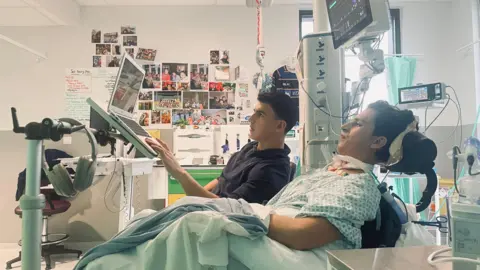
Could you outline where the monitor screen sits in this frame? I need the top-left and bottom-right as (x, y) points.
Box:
(110, 56), (145, 115)
(326, 0), (373, 49)
(400, 87), (429, 103)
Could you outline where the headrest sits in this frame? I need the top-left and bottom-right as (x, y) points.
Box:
(386, 131), (437, 174)
(386, 131), (438, 212)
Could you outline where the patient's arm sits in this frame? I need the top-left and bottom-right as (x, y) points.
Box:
(176, 171), (219, 198)
(204, 179), (219, 192)
(267, 214), (340, 251)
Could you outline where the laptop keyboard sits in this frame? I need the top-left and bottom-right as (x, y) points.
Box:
(116, 115), (151, 137)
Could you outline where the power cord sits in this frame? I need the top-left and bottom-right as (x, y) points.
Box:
(446, 86), (463, 147)
(436, 97), (460, 145)
(428, 247), (480, 266)
(103, 157), (126, 213)
(424, 94), (451, 133)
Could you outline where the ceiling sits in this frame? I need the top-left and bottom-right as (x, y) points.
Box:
(0, 0), (450, 27)
(74, 0), (303, 6)
(0, 0), (306, 26)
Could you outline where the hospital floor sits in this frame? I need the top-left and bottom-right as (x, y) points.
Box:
(1, 243), (80, 269)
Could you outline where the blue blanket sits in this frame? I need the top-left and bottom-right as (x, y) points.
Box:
(74, 197), (268, 270)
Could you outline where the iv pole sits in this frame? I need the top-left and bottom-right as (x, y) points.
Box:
(11, 108), (84, 270)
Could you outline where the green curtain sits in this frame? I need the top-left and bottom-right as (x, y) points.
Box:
(385, 57), (426, 219)
(384, 57), (417, 105)
(390, 177), (427, 220)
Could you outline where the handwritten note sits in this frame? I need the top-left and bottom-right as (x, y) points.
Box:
(65, 93), (90, 123)
(64, 68), (118, 124)
(65, 69), (92, 93)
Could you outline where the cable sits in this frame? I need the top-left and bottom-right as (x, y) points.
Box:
(446, 86), (463, 147)
(436, 98), (461, 145)
(424, 100), (433, 133)
(300, 80), (343, 118)
(424, 94), (451, 133)
(103, 157), (126, 213)
(380, 170), (390, 183)
(428, 247), (480, 266)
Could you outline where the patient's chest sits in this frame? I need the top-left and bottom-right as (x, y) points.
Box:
(269, 170), (342, 209)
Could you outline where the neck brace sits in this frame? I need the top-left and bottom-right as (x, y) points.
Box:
(331, 155), (374, 173)
(385, 120), (418, 166)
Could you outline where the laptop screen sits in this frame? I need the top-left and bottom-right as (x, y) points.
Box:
(110, 55), (145, 117)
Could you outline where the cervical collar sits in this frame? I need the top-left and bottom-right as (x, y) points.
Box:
(331, 155), (374, 173)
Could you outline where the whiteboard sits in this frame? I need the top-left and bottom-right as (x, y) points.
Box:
(65, 68), (118, 124)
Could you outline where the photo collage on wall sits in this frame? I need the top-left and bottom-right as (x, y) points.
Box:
(90, 27), (247, 128)
(134, 49), (248, 128)
(92, 25), (139, 68)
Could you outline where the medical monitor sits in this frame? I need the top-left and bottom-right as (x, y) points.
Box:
(108, 53), (145, 118)
(326, 0), (391, 49)
(398, 83), (446, 105)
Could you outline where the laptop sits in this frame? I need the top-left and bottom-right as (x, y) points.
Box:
(86, 53), (157, 159)
(108, 53), (151, 138)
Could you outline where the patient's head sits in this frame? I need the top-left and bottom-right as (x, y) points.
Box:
(338, 100), (416, 165)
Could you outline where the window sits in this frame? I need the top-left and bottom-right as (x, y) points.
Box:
(299, 9), (401, 108)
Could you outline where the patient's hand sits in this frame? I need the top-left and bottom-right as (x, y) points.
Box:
(146, 138), (185, 179)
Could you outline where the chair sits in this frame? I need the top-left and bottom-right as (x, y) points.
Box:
(360, 196), (403, 248)
(6, 188), (82, 270)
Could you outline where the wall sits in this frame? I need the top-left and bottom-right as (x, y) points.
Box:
(0, 5), (299, 243)
(389, 1), (477, 178)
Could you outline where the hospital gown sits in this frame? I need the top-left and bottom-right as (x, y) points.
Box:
(267, 168), (381, 250)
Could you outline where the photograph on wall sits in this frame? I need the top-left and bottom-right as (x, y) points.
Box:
(138, 101), (153, 111)
(112, 45), (121, 55)
(209, 92), (235, 109)
(220, 50), (230, 64)
(235, 66), (240, 80)
(162, 81), (177, 91)
(214, 65), (230, 81)
(91, 30), (101, 43)
(177, 82), (189, 91)
(121, 26), (136, 34)
(104, 32), (119, 43)
(210, 50), (220, 64)
(222, 82), (236, 92)
(172, 109), (202, 126)
(139, 90), (153, 101)
(238, 83), (248, 97)
(201, 81), (209, 90)
(96, 44), (111, 55)
(153, 110), (172, 125)
(151, 110), (172, 125)
(201, 110), (227, 125)
(154, 91), (181, 109)
(137, 111), (150, 127)
(190, 64), (209, 90)
(136, 48), (157, 61)
(209, 82), (224, 92)
(227, 110), (239, 125)
(162, 63), (189, 82)
(236, 98), (248, 111)
(106, 56), (120, 67)
(93, 56), (102, 67)
(125, 48), (135, 58)
(183, 92), (208, 109)
(123, 36), (138, 46)
(142, 64), (161, 89)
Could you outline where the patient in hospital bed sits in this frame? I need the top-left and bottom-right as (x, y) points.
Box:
(75, 101), (420, 270)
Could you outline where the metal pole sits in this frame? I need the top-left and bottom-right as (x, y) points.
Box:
(21, 140), (45, 270)
(313, 0), (330, 33)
